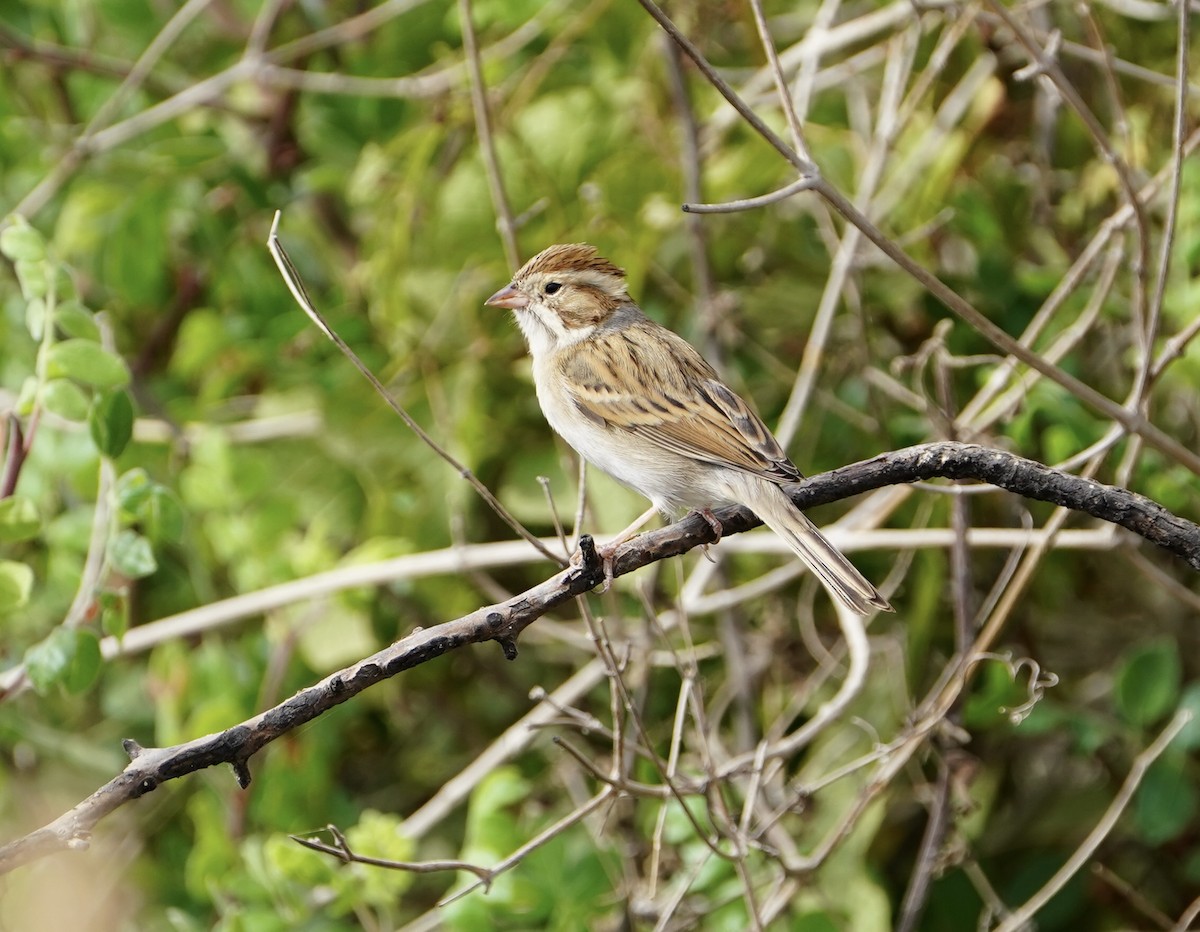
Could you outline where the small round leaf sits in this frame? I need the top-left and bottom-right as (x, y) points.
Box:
(0, 497), (41, 542)
(54, 300), (100, 341)
(42, 378), (92, 421)
(0, 220), (46, 262)
(14, 259), (48, 299)
(25, 297), (46, 340)
(116, 468), (153, 515)
(1115, 639), (1181, 727)
(0, 560), (34, 613)
(109, 529), (157, 579)
(1134, 752), (1197, 845)
(89, 389), (135, 458)
(25, 628), (74, 693)
(140, 486), (184, 543)
(15, 376), (38, 415)
(100, 591), (129, 641)
(47, 339), (131, 389)
(64, 630), (102, 694)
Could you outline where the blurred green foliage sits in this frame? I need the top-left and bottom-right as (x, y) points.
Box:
(1, 0), (1199, 929)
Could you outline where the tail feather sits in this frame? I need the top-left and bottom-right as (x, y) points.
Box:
(753, 484), (892, 616)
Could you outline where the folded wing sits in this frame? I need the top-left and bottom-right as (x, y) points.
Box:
(560, 322), (802, 485)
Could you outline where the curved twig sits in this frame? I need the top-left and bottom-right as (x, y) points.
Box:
(267, 212), (563, 564)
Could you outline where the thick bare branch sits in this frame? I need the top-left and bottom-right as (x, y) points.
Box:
(2, 441), (1197, 874)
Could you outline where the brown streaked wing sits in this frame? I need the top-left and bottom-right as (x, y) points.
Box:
(560, 321), (802, 484)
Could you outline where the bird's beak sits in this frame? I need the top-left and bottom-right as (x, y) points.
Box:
(484, 283), (529, 310)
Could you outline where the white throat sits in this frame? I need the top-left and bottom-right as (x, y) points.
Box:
(514, 307), (596, 358)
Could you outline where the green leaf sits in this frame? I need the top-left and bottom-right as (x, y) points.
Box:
(116, 468), (153, 514)
(116, 469), (183, 542)
(100, 590), (129, 640)
(55, 300), (101, 341)
(42, 378), (92, 421)
(25, 297), (46, 340)
(139, 486), (184, 543)
(109, 529), (157, 578)
(64, 630), (102, 694)
(47, 339), (131, 389)
(0, 219), (46, 262)
(25, 628), (75, 693)
(326, 811), (415, 908)
(89, 388), (135, 457)
(0, 560), (34, 613)
(1114, 639), (1181, 727)
(0, 497), (41, 542)
(15, 376), (38, 415)
(14, 258), (48, 300)
(24, 628), (100, 694)
(1134, 752), (1197, 844)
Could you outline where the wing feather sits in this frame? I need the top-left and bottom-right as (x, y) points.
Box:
(559, 320), (802, 484)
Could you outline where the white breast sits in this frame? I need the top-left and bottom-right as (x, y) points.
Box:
(530, 354), (723, 515)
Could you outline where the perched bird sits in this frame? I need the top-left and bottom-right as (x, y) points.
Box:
(486, 243), (891, 615)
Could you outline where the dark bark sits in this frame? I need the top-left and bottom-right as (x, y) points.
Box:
(2, 441), (1196, 874)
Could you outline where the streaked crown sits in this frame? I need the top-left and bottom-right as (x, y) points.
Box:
(518, 239), (628, 283)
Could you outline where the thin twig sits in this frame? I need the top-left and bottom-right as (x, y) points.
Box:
(402, 660), (608, 838)
(635, 0), (810, 172)
(437, 790), (614, 905)
(1091, 863), (1174, 931)
(817, 179), (1200, 475)
(661, 35), (719, 360)
(986, 0), (1151, 364)
(787, 0), (843, 153)
(292, 825), (494, 884)
(244, 0), (291, 58)
(682, 178), (817, 214)
(994, 710), (1192, 932)
(552, 737), (674, 798)
(263, 0), (435, 62)
(267, 212), (561, 563)
(775, 28), (915, 446)
(537, 476), (571, 557)
(895, 758), (951, 932)
(1174, 895), (1200, 932)
(716, 597), (871, 776)
(582, 599), (739, 865)
(83, 0), (214, 135)
(747, 0), (811, 163)
(642, 0), (1200, 475)
(1134, 0), (1189, 405)
(458, 0), (520, 271)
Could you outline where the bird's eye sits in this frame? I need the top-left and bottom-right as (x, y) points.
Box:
(544, 282), (562, 295)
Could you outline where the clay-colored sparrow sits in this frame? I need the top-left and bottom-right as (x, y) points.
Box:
(486, 243), (892, 615)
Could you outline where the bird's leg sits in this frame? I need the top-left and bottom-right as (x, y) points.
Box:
(693, 507), (724, 564)
(573, 505), (659, 592)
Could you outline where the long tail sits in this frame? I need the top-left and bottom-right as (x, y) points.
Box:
(752, 483), (893, 615)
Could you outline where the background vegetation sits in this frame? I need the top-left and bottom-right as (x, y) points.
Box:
(1, 0), (1199, 928)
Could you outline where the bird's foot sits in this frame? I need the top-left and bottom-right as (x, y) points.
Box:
(597, 543), (618, 592)
(692, 507), (724, 541)
(690, 508), (724, 565)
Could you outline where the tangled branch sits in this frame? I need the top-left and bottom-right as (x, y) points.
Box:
(1, 440), (1195, 874)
